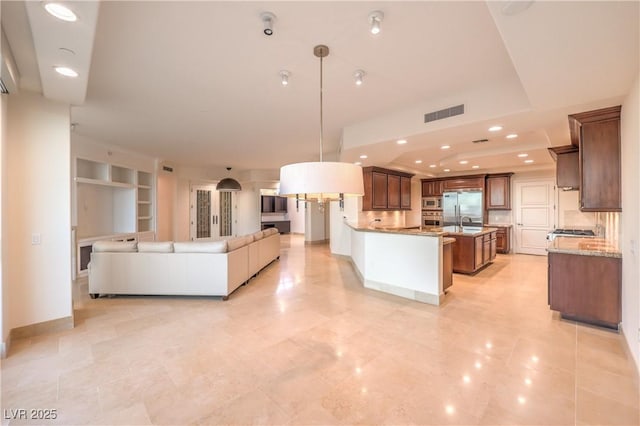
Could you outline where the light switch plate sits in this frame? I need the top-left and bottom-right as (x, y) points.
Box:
(31, 233), (41, 245)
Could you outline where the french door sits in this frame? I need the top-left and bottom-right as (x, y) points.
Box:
(189, 184), (234, 241)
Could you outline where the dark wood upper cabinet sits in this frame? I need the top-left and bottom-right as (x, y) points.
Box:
(485, 173), (513, 210)
(372, 171), (388, 210)
(443, 176), (485, 191)
(549, 145), (580, 190)
(400, 176), (412, 209)
(387, 174), (401, 209)
(421, 179), (444, 197)
(569, 106), (621, 212)
(363, 167), (414, 211)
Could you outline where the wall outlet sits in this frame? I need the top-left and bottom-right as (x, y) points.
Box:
(31, 233), (41, 245)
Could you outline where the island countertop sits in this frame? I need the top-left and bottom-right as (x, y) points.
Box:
(546, 236), (621, 258)
(344, 223), (497, 237)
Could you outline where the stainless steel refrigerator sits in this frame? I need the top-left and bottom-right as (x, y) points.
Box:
(442, 190), (484, 227)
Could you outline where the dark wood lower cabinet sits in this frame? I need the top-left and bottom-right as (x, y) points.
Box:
(451, 231), (497, 274)
(548, 252), (621, 328)
(495, 226), (511, 254)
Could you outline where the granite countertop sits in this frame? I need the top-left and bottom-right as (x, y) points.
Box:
(484, 223), (513, 228)
(345, 222), (445, 237)
(437, 226), (498, 236)
(547, 236), (622, 258)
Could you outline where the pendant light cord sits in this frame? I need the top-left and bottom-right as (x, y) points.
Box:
(319, 53), (324, 163)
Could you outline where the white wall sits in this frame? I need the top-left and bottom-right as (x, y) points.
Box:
(6, 90), (72, 329)
(156, 169), (176, 241)
(1, 90), (7, 354)
(621, 71), (640, 374)
(305, 201), (326, 242)
(287, 198), (305, 234)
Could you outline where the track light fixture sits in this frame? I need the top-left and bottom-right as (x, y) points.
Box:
(368, 10), (384, 35)
(260, 12), (276, 36)
(280, 70), (290, 86)
(354, 70), (365, 86)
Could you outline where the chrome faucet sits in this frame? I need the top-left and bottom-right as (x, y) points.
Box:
(459, 216), (472, 227)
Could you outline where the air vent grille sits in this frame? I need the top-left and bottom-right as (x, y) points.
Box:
(424, 104), (464, 123)
(472, 138), (489, 144)
(162, 165), (174, 172)
(0, 78), (9, 94)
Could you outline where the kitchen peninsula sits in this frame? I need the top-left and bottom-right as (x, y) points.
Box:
(344, 223), (452, 305)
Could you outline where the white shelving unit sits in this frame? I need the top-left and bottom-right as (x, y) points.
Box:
(74, 158), (156, 276)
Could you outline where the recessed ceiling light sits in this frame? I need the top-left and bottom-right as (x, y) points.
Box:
(506, 133), (518, 139)
(54, 66), (78, 77)
(517, 153), (528, 158)
(279, 70), (290, 86)
(524, 159), (534, 164)
(44, 2), (77, 22)
(368, 10), (384, 35)
(354, 70), (365, 86)
(488, 126), (503, 132)
(359, 155), (368, 159)
(396, 139), (407, 145)
(441, 145), (450, 150)
(429, 164), (436, 168)
(459, 160), (468, 165)
(354, 161), (362, 165)
(472, 165), (479, 169)
(444, 168), (451, 172)
(415, 160), (422, 164)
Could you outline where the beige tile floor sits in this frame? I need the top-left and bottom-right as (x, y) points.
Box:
(2, 234), (639, 425)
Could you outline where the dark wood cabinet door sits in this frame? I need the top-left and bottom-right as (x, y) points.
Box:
(443, 242), (453, 291)
(580, 119), (621, 211)
(444, 177), (485, 191)
(490, 233), (497, 260)
(387, 174), (401, 209)
(434, 180), (444, 196)
(400, 177), (412, 209)
(548, 252), (621, 327)
(556, 152), (580, 190)
(421, 181), (429, 196)
(474, 236), (484, 268)
(486, 176), (511, 210)
(372, 172), (388, 209)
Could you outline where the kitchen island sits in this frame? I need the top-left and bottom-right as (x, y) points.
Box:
(432, 226), (499, 273)
(344, 223), (454, 305)
(547, 236), (622, 329)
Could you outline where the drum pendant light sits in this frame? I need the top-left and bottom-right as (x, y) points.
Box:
(216, 167), (242, 192)
(279, 45), (364, 202)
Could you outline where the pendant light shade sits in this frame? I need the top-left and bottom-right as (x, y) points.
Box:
(216, 167), (242, 192)
(280, 161), (364, 200)
(279, 45), (364, 202)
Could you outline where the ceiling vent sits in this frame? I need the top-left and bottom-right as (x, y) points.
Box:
(0, 79), (8, 94)
(424, 104), (464, 124)
(162, 165), (174, 173)
(472, 138), (489, 144)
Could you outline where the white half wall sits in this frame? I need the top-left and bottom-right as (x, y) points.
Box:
(621, 71), (640, 375)
(6, 90), (72, 329)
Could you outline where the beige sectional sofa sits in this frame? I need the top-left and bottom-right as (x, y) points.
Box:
(88, 228), (280, 300)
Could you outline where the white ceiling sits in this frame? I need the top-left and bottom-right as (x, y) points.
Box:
(3, 1), (638, 178)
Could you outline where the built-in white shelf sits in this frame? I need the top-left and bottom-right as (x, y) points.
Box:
(75, 177), (135, 189)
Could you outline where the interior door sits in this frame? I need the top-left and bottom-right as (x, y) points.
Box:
(513, 179), (555, 255)
(190, 184), (219, 241)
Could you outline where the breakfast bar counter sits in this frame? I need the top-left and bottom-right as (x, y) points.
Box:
(343, 223), (450, 305)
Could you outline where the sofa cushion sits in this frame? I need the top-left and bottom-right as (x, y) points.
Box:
(263, 228), (279, 237)
(173, 241), (227, 253)
(252, 231), (264, 241)
(227, 236), (252, 252)
(138, 241), (174, 253)
(92, 241), (138, 253)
